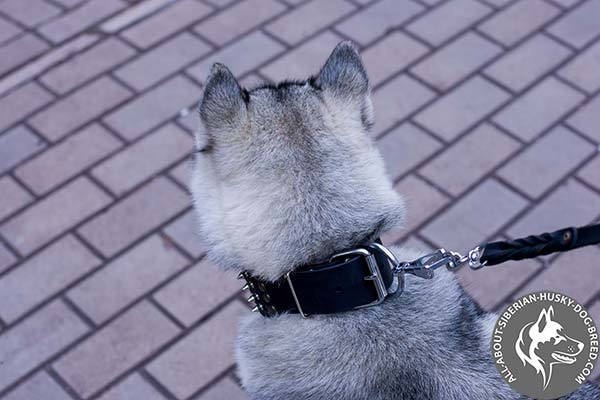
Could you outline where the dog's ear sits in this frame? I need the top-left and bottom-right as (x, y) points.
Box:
(535, 307), (552, 333)
(316, 41), (369, 99)
(199, 63), (246, 130)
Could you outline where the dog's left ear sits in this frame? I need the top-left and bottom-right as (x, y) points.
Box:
(535, 307), (553, 333)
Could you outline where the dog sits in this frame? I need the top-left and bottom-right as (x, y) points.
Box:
(190, 41), (600, 399)
(516, 306), (585, 390)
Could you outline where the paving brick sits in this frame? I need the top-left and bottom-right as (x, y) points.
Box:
(0, 82), (53, 132)
(414, 76), (510, 141)
(121, 0), (213, 49)
(54, 302), (180, 399)
(103, 75), (200, 141)
(1, 0), (61, 27)
(0, 241), (17, 274)
(163, 209), (205, 258)
(0, 235), (100, 323)
(97, 373), (166, 400)
(0, 177), (112, 255)
(549, 0), (582, 8)
(92, 123), (192, 196)
(0, 17), (21, 44)
(0, 125), (46, 175)
(578, 155), (600, 191)
(484, 34), (571, 92)
(169, 159), (192, 190)
(0, 300), (89, 393)
(559, 40), (600, 94)
(377, 123), (441, 181)
(498, 126), (594, 198)
(2, 371), (70, 400)
(567, 94), (600, 143)
(205, 0), (238, 7)
(266, 0), (354, 45)
(147, 301), (246, 400)
(516, 246), (600, 305)
(154, 258), (240, 326)
(336, 0), (423, 46)
(362, 31), (428, 87)
(381, 175), (450, 244)
(41, 37), (136, 95)
(411, 32), (501, 91)
(493, 77), (585, 142)
(547, 0), (600, 48)
(457, 257), (542, 311)
(372, 75), (435, 137)
(115, 33), (211, 92)
(421, 179), (528, 253)
(52, 0), (85, 7)
(16, 124), (122, 195)
(0, 34), (100, 96)
(0, 34), (49, 76)
(190, 31), (284, 83)
(421, 123), (520, 196)
(38, 0), (126, 43)
(68, 234), (188, 324)
(197, 0), (285, 46)
(78, 177), (189, 257)
(31, 77), (132, 142)
(197, 378), (248, 400)
(260, 31), (340, 82)
(478, 0), (560, 46)
(100, 0), (173, 33)
(507, 179), (600, 238)
(406, 0), (491, 46)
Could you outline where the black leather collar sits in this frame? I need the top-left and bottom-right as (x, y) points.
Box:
(239, 239), (399, 317)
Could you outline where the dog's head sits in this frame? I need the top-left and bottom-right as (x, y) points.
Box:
(516, 306), (584, 388)
(190, 42), (404, 280)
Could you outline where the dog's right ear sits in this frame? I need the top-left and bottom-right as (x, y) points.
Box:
(199, 63), (246, 130)
(316, 41), (369, 99)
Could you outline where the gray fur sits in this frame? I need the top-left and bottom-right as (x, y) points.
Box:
(190, 41), (599, 399)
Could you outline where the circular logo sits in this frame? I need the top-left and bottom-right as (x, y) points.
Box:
(492, 291), (598, 399)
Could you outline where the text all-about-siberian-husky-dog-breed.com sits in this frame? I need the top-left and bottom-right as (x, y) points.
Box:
(189, 41), (600, 399)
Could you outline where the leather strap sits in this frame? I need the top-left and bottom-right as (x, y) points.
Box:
(241, 242), (396, 317)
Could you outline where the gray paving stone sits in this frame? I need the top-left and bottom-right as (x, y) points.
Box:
(547, 0), (600, 48)
(154, 258), (240, 326)
(163, 209), (206, 258)
(406, 0), (491, 46)
(0, 34), (49, 76)
(372, 75), (435, 137)
(0, 82), (53, 132)
(498, 126), (595, 198)
(422, 178), (528, 253)
(147, 301), (246, 400)
(478, 0), (560, 46)
(0, 177), (112, 255)
(0, 234), (101, 323)
(420, 123), (520, 196)
(2, 371), (70, 400)
(0, 125), (46, 175)
(493, 77), (585, 142)
(567, 94), (600, 143)
(377, 123), (441, 181)
(411, 32), (502, 91)
(16, 124), (122, 195)
(578, 154), (600, 191)
(266, 0), (354, 45)
(96, 374), (166, 400)
(197, 378), (249, 400)
(78, 177), (189, 257)
(54, 302), (180, 398)
(68, 234), (188, 324)
(559, 39), (600, 94)
(414, 76), (510, 141)
(0, 300), (89, 393)
(336, 0), (423, 45)
(484, 34), (571, 92)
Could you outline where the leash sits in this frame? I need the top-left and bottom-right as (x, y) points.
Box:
(398, 223), (600, 277)
(241, 223), (600, 318)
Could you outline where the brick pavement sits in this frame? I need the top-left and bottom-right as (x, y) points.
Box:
(1, 0), (600, 398)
